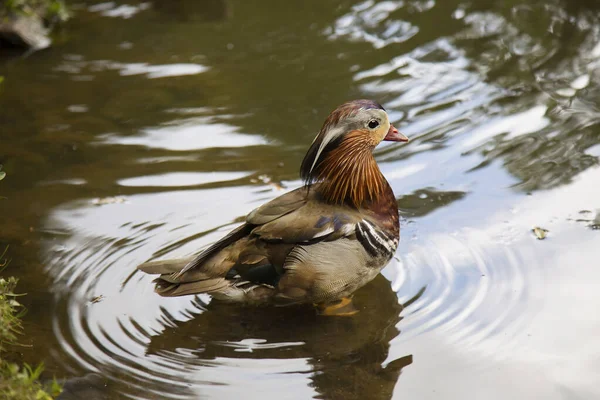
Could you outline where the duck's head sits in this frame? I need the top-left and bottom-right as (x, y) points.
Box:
(300, 99), (408, 184)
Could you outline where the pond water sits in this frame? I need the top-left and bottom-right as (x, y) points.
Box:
(1, 0), (600, 399)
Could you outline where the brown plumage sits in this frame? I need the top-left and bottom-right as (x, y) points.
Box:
(137, 99), (408, 308)
(316, 130), (386, 206)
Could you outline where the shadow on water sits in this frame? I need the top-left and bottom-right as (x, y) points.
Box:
(146, 275), (412, 400)
(57, 275), (414, 400)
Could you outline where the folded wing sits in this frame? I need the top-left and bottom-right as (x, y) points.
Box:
(137, 185), (367, 301)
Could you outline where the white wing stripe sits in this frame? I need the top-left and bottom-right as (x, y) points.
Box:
(356, 220), (396, 256)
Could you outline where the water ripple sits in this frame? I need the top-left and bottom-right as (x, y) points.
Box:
(328, 0), (419, 48)
(20, 1), (600, 399)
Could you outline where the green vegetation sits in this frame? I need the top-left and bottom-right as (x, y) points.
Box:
(0, 268), (62, 399)
(1, 0), (69, 22)
(0, 273), (20, 347)
(0, 274), (60, 400)
(46, 0), (69, 23)
(0, 168), (61, 399)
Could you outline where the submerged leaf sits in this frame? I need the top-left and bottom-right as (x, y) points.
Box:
(90, 295), (105, 304)
(532, 226), (548, 240)
(91, 196), (127, 205)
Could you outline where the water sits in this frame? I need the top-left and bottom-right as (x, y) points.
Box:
(1, 0), (599, 398)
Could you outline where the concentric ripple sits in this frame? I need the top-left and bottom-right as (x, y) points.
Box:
(387, 229), (538, 353)
(24, 0), (600, 399)
(41, 179), (546, 399)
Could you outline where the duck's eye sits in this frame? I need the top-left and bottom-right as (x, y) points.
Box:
(368, 120), (379, 129)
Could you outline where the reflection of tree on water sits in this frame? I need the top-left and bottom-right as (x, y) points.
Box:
(454, 0), (600, 191)
(146, 274), (413, 400)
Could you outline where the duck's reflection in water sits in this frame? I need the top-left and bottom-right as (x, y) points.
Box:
(147, 274), (413, 400)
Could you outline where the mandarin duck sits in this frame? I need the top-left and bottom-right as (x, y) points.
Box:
(138, 99), (408, 315)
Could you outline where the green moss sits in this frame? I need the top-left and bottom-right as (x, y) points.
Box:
(1, 0), (70, 22)
(0, 360), (62, 400)
(0, 275), (21, 347)
(0, 249), (62, 399)
(46, 1), (69, 23)
(0, 171), (61, 399)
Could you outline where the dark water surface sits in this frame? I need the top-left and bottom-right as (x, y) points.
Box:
(1, 0), (600, 399)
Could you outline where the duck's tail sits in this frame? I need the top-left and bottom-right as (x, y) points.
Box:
(137, 257), (193, 275)
(137, 257), (231, 297)
(137, 256), (276, 303)
(137, 224), (276, 303)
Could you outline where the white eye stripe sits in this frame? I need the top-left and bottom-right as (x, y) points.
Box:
(308, 107), (390, 176)
(308, 125), (346, 175)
